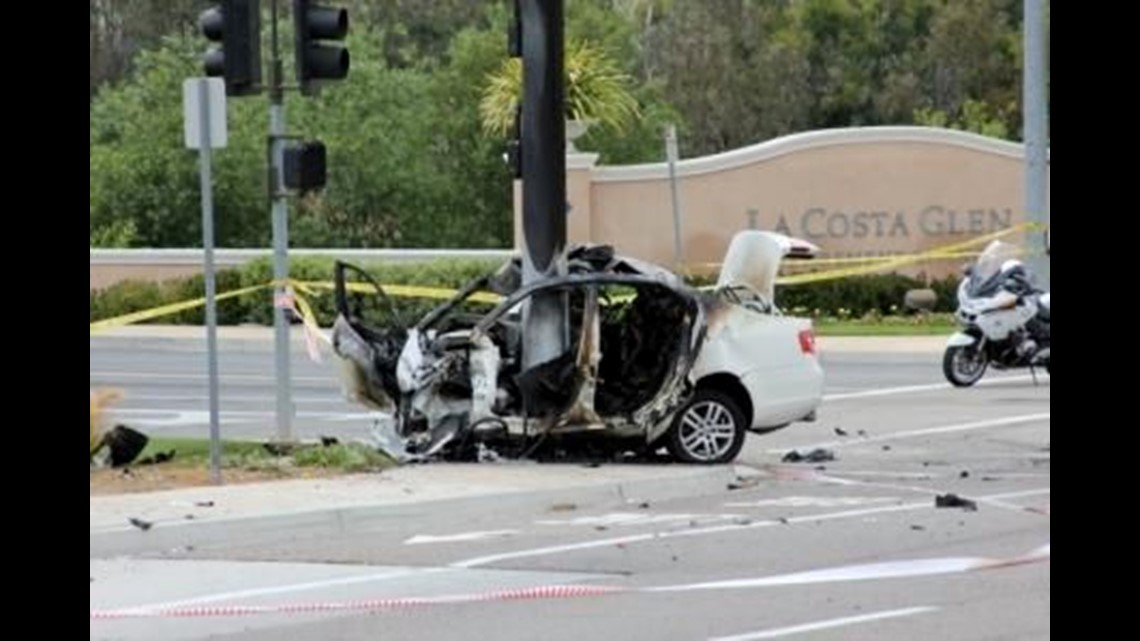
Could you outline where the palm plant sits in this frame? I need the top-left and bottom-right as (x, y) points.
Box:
(480, 39), (641, 148)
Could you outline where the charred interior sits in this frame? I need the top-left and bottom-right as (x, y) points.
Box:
(331, 245), (705, 460)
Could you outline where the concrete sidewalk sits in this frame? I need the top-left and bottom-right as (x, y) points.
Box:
(90, 463), (745, 557)
(92, 324), (947, 353)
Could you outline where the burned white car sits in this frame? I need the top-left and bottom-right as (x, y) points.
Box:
(331, 231), (823, 465)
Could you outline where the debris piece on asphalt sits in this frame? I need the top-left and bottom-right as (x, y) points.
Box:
(550, 502), (577, 512)
(834, 427), (848, 436)
(934, 493), (978, 511)
(727, 476), (762, 491)
(881, 445), (892, 451)
(320, 436), (339, 447)
(195, 500), (215, 508)
(857, 430), (868, 437)
(781, 448), (835, 463)
(671, 555), (679, 562)
(637, 501), (651, 509)
(982, 475), (999, 481)
(184, 514), (195, 520)
(959, 470), (970, 479)
(105, 425), (150, 468)
(128, 517), (153, 531)
(778, 517), (790, 525)
(595, 526), (608, 531)
(910, 524), (926, 531)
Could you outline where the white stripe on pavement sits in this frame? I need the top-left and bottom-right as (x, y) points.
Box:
(823, 375), (1037, 401)
(707, 606), (938, 641)
(767, 412), (1049, 453)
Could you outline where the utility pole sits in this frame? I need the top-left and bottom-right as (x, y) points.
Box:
(1023, 0), (1049, 289)
(518, 0), (569, 370)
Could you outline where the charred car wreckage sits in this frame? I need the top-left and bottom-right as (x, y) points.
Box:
(331, 231), (824, 465)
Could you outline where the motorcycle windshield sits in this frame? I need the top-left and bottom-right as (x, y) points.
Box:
(966, 240), (1021, 297)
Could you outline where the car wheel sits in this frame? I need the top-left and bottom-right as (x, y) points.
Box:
(942, 345), (987, 387)
(666, 389), (747, 464)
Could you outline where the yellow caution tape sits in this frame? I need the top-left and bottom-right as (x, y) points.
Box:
(89, 283), (269, 335)
(90, 223), (1049, 334)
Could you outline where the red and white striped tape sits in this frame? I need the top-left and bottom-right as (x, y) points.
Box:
(91, 584), (623, 620)
(91, 543), (1049, 620)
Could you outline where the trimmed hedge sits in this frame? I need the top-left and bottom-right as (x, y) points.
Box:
(90, 257), (961, 327)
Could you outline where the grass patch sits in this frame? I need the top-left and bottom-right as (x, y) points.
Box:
(812, 313), (956, 336)
(133, 437), (394, 473)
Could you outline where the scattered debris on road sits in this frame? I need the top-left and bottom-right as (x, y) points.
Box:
(959, 470), (970, 478)
(781, 448), (836, 463)
(910, 524), (926, 531)
(834, 427), (848, 436)
(934, 493), (978, 511)
(128, 517), (153, 531)
(550, 502), (578, 512)
(195, 500), (215, 508)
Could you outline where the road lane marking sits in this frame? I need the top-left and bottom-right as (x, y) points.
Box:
(451, 488), (1049, 569)
(91, 371), (334, 384)
(767, 412), (1049, 453)
(823, 375), (1037, 401)
(405, 530), (521, 545)
(706, 606), (938, 640)
(94, 542), (1048, 620)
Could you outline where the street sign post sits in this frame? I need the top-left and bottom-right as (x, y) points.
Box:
(183, 77), (228, 484)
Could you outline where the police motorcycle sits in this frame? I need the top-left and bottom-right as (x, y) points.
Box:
(943, 240), (1050, 387)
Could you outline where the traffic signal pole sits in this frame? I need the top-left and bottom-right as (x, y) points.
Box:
(268, 0), (293, 443)
(519, 0), (569, 371)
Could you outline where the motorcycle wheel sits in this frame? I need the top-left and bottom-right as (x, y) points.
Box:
(943, 345), (988, 387)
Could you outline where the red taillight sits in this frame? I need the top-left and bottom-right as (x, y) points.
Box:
(798, 328), (816, 354)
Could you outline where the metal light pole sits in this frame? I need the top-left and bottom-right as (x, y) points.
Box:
(270, 0), (293, 441)
(666, 125), (684, 267)
(519, 0), (568, 370)
(1023, 0), (1049, 289)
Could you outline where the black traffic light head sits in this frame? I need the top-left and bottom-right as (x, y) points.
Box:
(294, 0), (350, 96)
(199, 0), (262, 97)
(283, 140), (327, 193)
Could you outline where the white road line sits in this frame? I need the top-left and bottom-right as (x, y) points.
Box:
(115, 394), (348, 404)
(405, 530), (521, 545)
(767, 412), (1050, 454)
(107, 408), (379, 428)
(119, 567), (447, 615)
(90, 371), (334, 384)
(451, 488), (1049, 569)
(823, 375), (1037, 402)
(707, 606), (938, 641)
(801, 472), (1046, 516)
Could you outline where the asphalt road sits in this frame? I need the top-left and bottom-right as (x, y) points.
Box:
(89, 335), (1006, 442)
(90, 335), (1050, 641)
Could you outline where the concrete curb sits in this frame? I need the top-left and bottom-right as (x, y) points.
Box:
(89, 465), (742, 558)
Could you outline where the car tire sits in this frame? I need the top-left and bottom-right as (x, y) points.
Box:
(666, 388), (747, 464)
